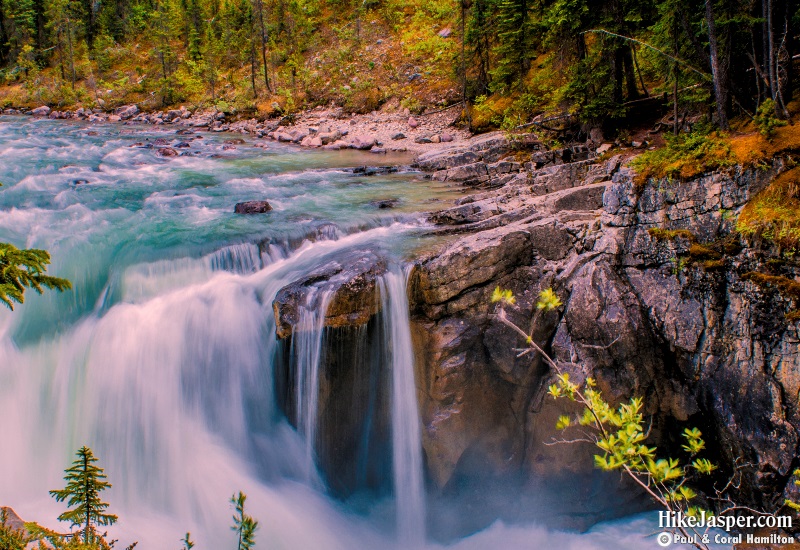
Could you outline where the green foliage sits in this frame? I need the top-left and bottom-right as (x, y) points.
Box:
(494, 288), (723, 544)
(0, 241), (72, 310)
(50, 446), (118, 545)
(754, 99), (788, 139)
(630, 128), (735, 183)
(536, 288), (562, 311)
(548, 371), (718, 514)
(181, 532), (195, 549)
(491, 285), (516, 306)
(231, 492), (257, 550)
(0, 508), (32, 550)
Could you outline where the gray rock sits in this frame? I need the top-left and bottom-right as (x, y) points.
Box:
(350, 134), (377, 150)
(234, 200), (273, 214)
(30, 105), (51, 116)
(272, 250), (387, 339)
(115, 104), (139, 120)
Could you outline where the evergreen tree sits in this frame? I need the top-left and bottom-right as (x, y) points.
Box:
(491, 0), (533, 90)
(49, 446), (118, 545)
(0, 508), (31, 550)
(0, 241), (71, 310)
(230, 492), (257, 550)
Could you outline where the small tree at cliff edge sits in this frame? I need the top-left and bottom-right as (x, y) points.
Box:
(50, 446), (118, 545)
(492, 287), (731, 550)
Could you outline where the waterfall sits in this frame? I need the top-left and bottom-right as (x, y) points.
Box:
(291, 290), (334, 483)
(380, 268), (426, 548)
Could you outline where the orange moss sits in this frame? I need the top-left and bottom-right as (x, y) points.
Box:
(647, 227), (697, 242)
(741, 271), (800, 300)
(729, 123), (800, 166)
(737, 167), (800, 250)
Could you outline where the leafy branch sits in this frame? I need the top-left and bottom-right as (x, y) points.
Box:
(492, 286), (720, 549)
(0, 242), (71, 310)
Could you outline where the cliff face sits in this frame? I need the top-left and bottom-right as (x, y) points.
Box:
(269, 134), (800, 517)
(409, 142), (800, 513)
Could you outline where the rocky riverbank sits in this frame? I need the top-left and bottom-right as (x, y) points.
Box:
(3, 102), (472, 155)
(270, 128), (800, 524)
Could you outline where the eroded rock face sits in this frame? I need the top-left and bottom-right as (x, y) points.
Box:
(272, 250), (387, 339)
(409, 151), (800, 516)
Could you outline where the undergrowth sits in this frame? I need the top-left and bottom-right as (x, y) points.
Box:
(630, 127), (735, 184)
(737, 167), (800, 251)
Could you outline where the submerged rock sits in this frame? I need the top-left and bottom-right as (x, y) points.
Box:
(369, 198), (400, 209)
(156, 147), (179, 157)
(234, 200), (273, 214)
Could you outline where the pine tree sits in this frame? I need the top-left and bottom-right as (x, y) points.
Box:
(0, 241), (71, 310)
(491, 0), (532, 90)
(230, 492), (257, 550)
(49, 446), (118, 545)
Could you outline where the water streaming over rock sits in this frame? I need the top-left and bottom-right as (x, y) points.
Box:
(380, 268), (427, 547)
(0, 117), (670, 549)
(291, 290), (334, 483)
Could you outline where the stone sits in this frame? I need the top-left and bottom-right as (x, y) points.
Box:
(369, 198), (399, 209)
(391, 132), (406, 140)
(350, 134), (377, 150)
(115, 104), (139, 120)
(596, 143), (613, 154)
(234, 200), (273, 214)
(272, 250), (387, 339)
(30, 106), (51, 116)
(156, 147), (179, 157)
(318, 130), (342, 144)
(408, 117), (419, 128)
(440, 133), (453, 143)
(438, 27), (452, 38)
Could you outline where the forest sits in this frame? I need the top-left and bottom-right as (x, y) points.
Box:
(0, 0), (797, 130)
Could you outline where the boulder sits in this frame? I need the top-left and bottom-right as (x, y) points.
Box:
(408, 117), (419, 128)
(350, 134), (377, 150)
(115, 104), (139, 120)
(30, 106), (51, 116)
(156, 147), (179, 157)
(234, 200), (273, 214)
(272, 250), (387, 339)
(318, 130), (342, 144)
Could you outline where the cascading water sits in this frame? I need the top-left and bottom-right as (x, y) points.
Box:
(380, 268), (427, 547)
(291, 290), (334, 483)
(0, 117), (672, 550)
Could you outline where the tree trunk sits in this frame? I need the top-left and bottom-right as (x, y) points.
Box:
(255, 0), (271, 93)
(622, 45), (640, 100)
(704, 0), (729, 129)
(66, 17), (76, 89)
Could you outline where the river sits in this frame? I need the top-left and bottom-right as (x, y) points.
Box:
(0, 116), (675, 549)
